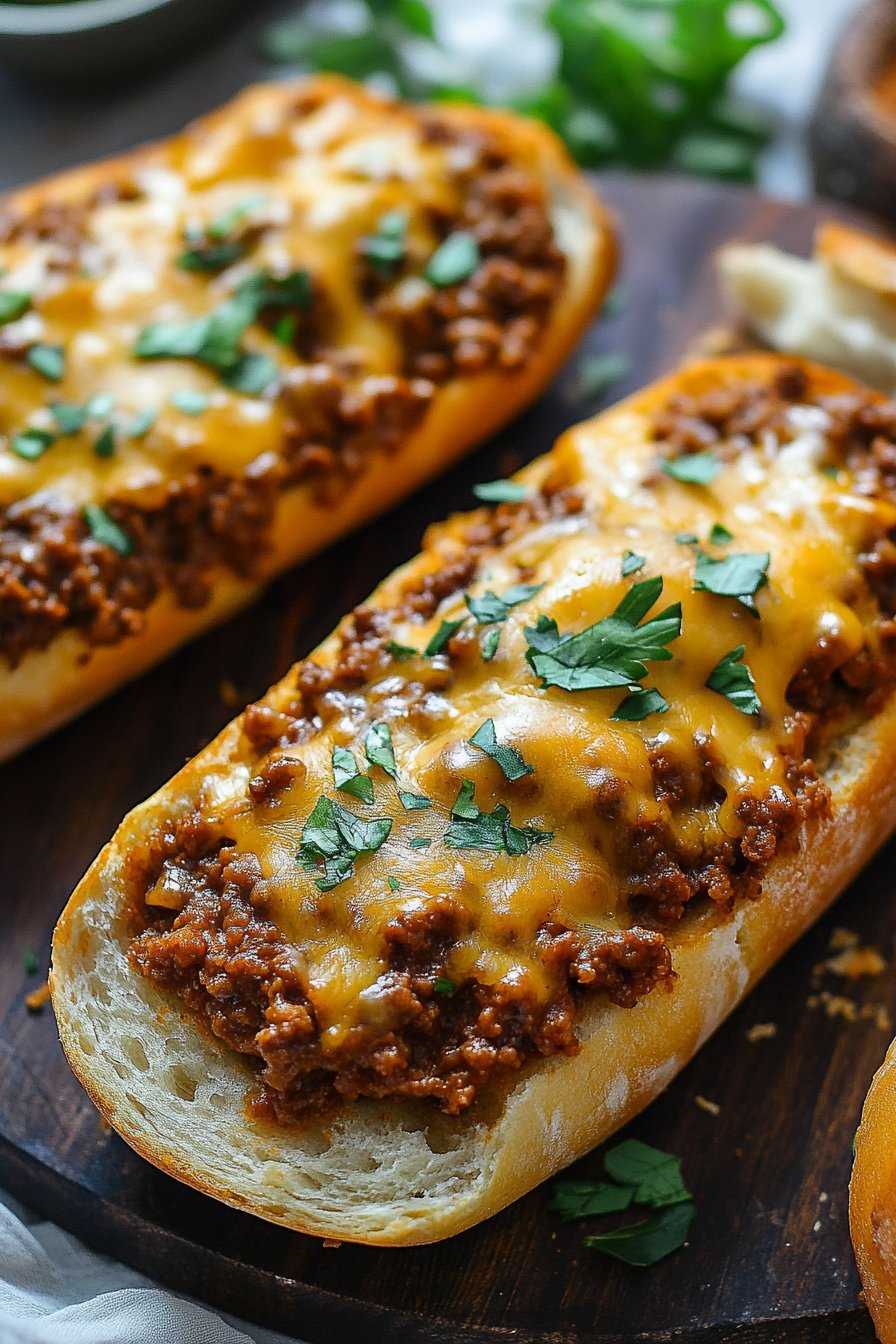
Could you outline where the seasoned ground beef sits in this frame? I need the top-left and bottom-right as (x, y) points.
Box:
(0, 111), (565, 667)
(129, 831), (673, 1119)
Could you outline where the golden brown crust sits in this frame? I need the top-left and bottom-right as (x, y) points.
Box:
(851, 1037), (896, 1342)
(52, 352), (896, 1246)
(0, 76), (614, 760)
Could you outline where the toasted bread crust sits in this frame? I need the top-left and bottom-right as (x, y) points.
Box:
(0, 77), (613, 760)
(53, 354), (896, 1245)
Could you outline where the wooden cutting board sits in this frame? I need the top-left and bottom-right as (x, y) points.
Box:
(2, 171), (895, 1344)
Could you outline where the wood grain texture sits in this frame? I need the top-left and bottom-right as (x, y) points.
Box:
(1, 172), (894, 1343)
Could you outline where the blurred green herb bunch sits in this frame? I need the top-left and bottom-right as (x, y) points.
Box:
(261, 0), (786, 181)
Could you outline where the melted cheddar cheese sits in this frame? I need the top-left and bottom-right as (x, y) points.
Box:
(164, 367), (896, 1050)
(0, 80), (555, 512)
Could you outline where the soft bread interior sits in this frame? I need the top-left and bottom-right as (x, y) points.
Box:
(53, 354), (896, 1246)
(719, 225), (896, 393)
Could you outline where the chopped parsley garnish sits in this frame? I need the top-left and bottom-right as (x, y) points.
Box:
(472, 479), (528, 504)
(82, 504), (132, 556)
(469, 718), (533, 781)
(694, 550), (769, 614)
(0, 292), (30, 324)
(675, 532), (698, 546)
(821, 464), (842, 479)
(170, 389), (211, 415)
(364, 721), (397, 778)
(575, 350), (629, 402)
(433, 977), (455, 995)
(86, 392), (116, 418)
(709, 521), (734, 544)
(177, 195), (268, 271)
(127, 408), (157, 438)
(611, 687), (669, 721)
(135, 268), (308, 391)
(50, 402), (87, 434)
(465, 582), (543, 626)
(425, 617), (465, 656)
(332, 744), (374, 804)
(385, 640), (416, 660)
(388, 876), (401, 892)
(206, 195), (269, 242)
(583, 1203), (695, 1268)
(361, 209), (409, 270)
(22, 948), (39, 976)
(409, 836), (431, 849)
(551, 1139), (694, 1268)
(621, 550), (646, 577)
(481, 628), (501, 661)
(525, 577), (681, 693)
(424, 231), (480, 287)
(11, 429), (54, 461)
(298, 795), (392, 890)
(706, 643), (760, 715)
(27, 343), (64, 382)
(178, 241), (246, 272)
(93, 425), (116, 458)
(273, 314), (297, 347)
(444, 778), (552, 854)
(662, 451), (721, 485)
(399, 791), (432, 810)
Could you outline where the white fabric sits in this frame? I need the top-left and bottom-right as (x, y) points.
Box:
(0, 0), (863, 1339)
(0, 1192), (302, 1344)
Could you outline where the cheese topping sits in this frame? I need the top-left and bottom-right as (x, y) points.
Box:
(160, 376), (891, 1046)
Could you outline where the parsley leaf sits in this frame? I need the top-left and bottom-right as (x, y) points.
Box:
(575, 350), (629, 401)
(86, 392), (115, 418)
(361, 209), (409, 270)
(465, 582), (543, 625)
(409, 836), (431, 849)
(82, 504), (132, 556)
(399, 790), (432, 810)
(694, 550), (769, 614)
(50, 402), (86, 434)
(10, 429), (54, 461)
(469, 718), (533, 781)
(583, 1202), (695, 1267)
(27, 343), (64, 382)
(22, 948), (39, 976)
(0, 292), (30, 324)
(93, 425), (116, 458)
(472, 479), (528, 504)
(621, 550), (645, 577)
(424, 231), (480, 287)
(385, 640), (416, 660)
(170, 389), (211, 415)
(433, 977), (455, 995)
(298, 795), (392, 890)
(388, 875), (401, 892)
(549, 1180), (634, 1221)
(662, 451), (721, 485)
(676, 532), (698, 546)
(364, 721), (397, 778)
(127, 408), (157, 438)
(706, 644), (760, 715)
(709, 521), (734, 544)
(481, 628), (500, 661)
(444, 779), (552, 854)
(332, 744), (374, 804)
(425, 617), (466, 656)
(177, 240), (246, 272)
(611, 687), (669, 721)
(603, 1140), (691, 1208)
(525, 577), (681, 693)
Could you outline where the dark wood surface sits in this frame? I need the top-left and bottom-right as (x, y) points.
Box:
(1, 50), (896, 1341)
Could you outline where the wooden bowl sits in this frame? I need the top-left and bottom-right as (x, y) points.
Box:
(809, 0), (896, 218)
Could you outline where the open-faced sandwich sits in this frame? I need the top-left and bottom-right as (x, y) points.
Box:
(0, 75), (612, 760)
(52, 351), (896, 1245)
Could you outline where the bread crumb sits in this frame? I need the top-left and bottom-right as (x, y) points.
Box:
(746, 1022), (778, 1042)
(813, 1220), (822, 1233)
(819, 1191), (829, 1203)
(98, 1116), (112, 1136)
(219, 679), (241, 710)
(25, 982), (50, 1013)
(695, 1095), (720, 1116)
(321, 1239), (342, 1249)
(806, 989), (891, 1030)
(824, 946), (887, 980)
(829, 927), (859, 952)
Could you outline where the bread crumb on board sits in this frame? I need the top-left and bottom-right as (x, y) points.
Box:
(24, 982), (51, 1013)
(805, 991), (892, 1032)
(695, 1095), (720, 1116)
(745, 1022), (778, 1042)
(814, 927), (887, 980)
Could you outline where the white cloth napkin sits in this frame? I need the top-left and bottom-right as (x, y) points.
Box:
(0, 1190), (303, 1344)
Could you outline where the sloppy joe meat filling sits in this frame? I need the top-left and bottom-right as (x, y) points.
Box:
(128, 365), (896, 1123)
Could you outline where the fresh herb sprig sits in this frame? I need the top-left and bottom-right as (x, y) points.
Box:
(550, 1139), (695, 1268)
(259, 0), (785, 183)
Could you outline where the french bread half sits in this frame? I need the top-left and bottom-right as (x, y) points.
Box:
(0, 76), (613, 760)
(53, 353), (896, 1245)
